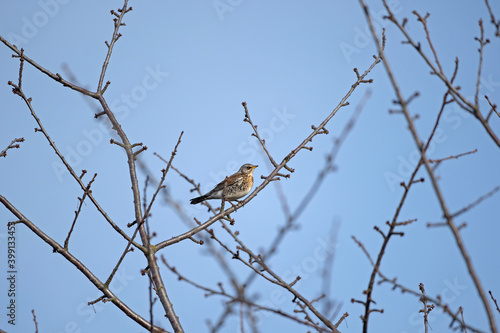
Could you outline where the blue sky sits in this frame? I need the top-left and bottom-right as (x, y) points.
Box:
(1, 1), (499, 332)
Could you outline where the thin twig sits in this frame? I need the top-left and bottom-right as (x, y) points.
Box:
(105, 210), (143, 287)
(413, 11), (443, 74)
(428, 149), (478, 164)
(418, 283), (434, 333)
(97, 2), (132, 92)
(483, 0), (500, 37)
(142, 131), (184, 223)
(0, 138), (25, 158)
(352, 236), (374, 266)
(485, 95), (500, 121)
(451, 186), (500, 218)
(64, 173), (97, 249)
(239, 303), (245, 333)
(474, 19), (489, 108)
(243, 102), (279, 168)
(32, 309), (39, 333)
(320, 222), (341, 320)
(489, 291), (500, 314)
(460, 307), (469, 333)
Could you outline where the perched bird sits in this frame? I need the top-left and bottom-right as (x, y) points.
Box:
(190, 164), (258, 204)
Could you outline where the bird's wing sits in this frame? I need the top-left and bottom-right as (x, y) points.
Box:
(212, 174), (243, 192)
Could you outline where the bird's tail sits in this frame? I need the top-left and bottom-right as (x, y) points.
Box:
(190, 195), (208, 205)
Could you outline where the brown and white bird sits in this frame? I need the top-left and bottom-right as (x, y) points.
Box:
(190, 164), (258, 204)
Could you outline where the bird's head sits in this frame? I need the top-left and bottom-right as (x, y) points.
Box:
(239, 164), (258, 174)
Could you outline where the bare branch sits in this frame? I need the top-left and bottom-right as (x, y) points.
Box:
(490, 291), (500, 314)
(418, 283), (434, 333)
(32, 309), (39, 333)
(0, 137), (24, 158)
(412, 11), (443, 74)
(143, 131), (184, 222)
(460, 307), (469, 333)
(0, 195), (166, 332)
(451, 186), (500, 218)
(485, 95), (500, 121)
(64, 173), (98, 249)
(428, 149), (478, 164)
(360, 1), (499, 331)
(243, 102), (279, 168)
(484, 0), (500, 37)
(474, 19), (489, 108)
(98, 1), (132, 93)
(0, 36), (95, 96)
(352, 236), (374, 266)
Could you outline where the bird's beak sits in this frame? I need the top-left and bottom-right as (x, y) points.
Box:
(252, 165), (258, 169)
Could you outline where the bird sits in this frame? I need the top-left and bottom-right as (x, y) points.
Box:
(190, 164), (258, 205)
